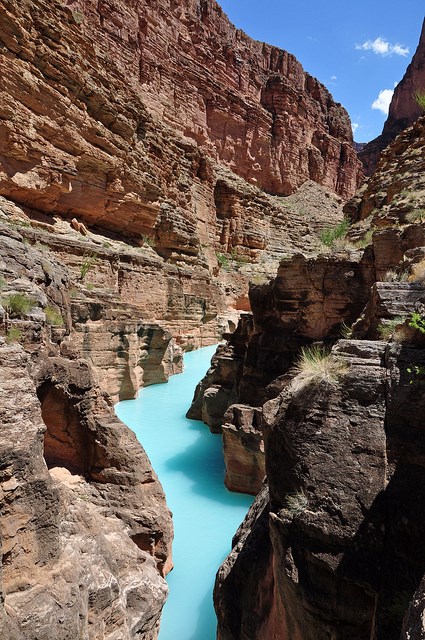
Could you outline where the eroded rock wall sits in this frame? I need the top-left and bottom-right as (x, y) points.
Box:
(0, 0), (360, 225)
(0, 343), (171, 640)
(359, 19), (425, 175)
(209, 113), (425, 637)
(0, 215), (174, 637)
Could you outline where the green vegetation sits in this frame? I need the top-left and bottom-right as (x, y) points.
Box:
(142, 234), (155, 248)
(292, 344), (347, 389)
(377, 316), (406, 341)
(2, 292), (35, 317)
(80, 253), (97, 280)
(44, 305), (64, 326)
(5, 326), (22, 344)
(284, 492), (309, 516)
(319, 218), (350, 248)
(407, 364), (425, 385)
(355, 229), (374, 249)
(413, 90), (425, 111)
(230, 248), (249, 267)
(216, 252), (230, 270)
(406, 208), (425, 223)
(409, 312), (425, 334)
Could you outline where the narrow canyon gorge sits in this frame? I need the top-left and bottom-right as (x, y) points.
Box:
(1, 0), (425, 638)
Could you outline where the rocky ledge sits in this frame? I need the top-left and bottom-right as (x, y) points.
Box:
(188, 112), (425, 638)
(0, 342), (172, 640)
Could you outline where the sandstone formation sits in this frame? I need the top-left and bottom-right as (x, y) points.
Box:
(188, 111), (425, 637)
(0, 0), (360, 232)
(0, 342), (171, 640)
(0, 0), (363, 371)
(188, 248), (377, 494)
(359, 19), (425, 175)
(0, 209), (175, 637)
(0, 0), (367, 635)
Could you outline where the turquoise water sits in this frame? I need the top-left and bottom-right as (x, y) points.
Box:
(115, 345), (253, 640)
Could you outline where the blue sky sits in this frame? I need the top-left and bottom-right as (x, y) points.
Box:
(217, 1), (424, 142)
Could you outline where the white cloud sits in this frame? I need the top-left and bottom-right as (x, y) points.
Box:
(330, 75), (337, 81)
(352, 122), (360, 135)
(356, 37), (409, 57)
(372, 88), (394, 115)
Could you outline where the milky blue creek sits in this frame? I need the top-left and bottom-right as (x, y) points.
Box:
(115, 345), (253, 640)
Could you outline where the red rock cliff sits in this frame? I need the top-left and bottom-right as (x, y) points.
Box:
(0, 0), (360, 245)
(359, 18), (425, 175)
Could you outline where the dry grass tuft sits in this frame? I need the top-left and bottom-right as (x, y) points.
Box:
(292, 345), (347, 390)
(409, 259), (425, 284)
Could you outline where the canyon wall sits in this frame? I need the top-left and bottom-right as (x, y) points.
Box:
(0, 0), (364, 393)
(0, 0), (366, 635)
(191, 114), (425, 638)
(0, 0), (360, 230)
(359, 18), (425, 175)
(0, 223), (174, 639)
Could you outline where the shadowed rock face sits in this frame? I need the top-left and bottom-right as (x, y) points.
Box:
(208, 114), (425, 638)
(187, 250), (377, 494)
(0, 344), (171, 640)
(359, 19), (425, 175)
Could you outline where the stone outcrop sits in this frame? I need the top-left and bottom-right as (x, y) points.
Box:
(0, 0), (360, 234)
(187, 248), (377, 493)
(203, 112), (425, 637)
(359, 19), (425, 175)
(0, 203), (175, 636)
(346, 115), (425, 229)
(0, 343), (171, 640)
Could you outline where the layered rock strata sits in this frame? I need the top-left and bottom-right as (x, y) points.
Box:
(359, 19), (425, 175)
(195, 113), (425, 637)
(0, 214), (174, 637)
(0, 0), (360, 235)
(0, 343), (171, 640)
(0, 0), (362, 368)
(188, 248), (377, 494)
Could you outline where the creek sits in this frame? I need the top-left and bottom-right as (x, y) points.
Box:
(116, 345), (253, 640)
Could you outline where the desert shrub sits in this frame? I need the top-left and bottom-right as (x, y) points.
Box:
(44, 305), (64, 326)
(384, 269), (409, 282)
(406, 208), (425, 223)
(142, 234), (155, 248)
(216, 252), (230, 270)
(355, 229), (374, 249)
(2, 293), (35, 317)
(377, 316), (406, 341)
(6, 326), (22, 343)
(413, 90), (425, 111)
(319, 218), (350, 247)
(80, 253), (97, 280)
(284, 492), (309, 516)
(292, 344), (347, 389)
(407, 364), (425, 385)
(409, 312), (425, 334)
(340, 321), (353, 339)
